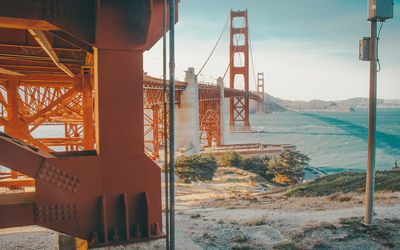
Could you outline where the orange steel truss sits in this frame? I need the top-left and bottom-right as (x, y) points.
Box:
(0, 75), (261, 167)
(143, 76), (184, 160)
(229, 10), (250, 130)
(198, 84), (222, 147)
(0, 75), (93, 152)
(142, 78), (261, 158)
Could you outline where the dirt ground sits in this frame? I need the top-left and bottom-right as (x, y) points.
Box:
(173, 167), (400, 249)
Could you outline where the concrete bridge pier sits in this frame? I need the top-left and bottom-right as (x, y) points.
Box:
(175, 67), (200, 155)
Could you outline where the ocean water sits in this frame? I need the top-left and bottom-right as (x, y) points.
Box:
(1, 109), (398, 174)
(224, 109), (400, 173)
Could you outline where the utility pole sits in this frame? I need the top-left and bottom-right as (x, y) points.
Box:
(364, 18), (377, 226)
(360, 0), (393, 225)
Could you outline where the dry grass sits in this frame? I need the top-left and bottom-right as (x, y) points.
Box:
(287, 170), (400, 197)
(239, 215), (270, 226)
(292, 222), (337, 241)
(325, 192), (353, 202)
(375, 192), (399, 200)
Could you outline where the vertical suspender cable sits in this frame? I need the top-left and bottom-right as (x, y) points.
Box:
(168, 0), (176, 249)
(162, 0), (170, 249)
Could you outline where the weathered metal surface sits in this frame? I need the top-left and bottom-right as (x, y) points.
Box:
(0, 0), (175, 247)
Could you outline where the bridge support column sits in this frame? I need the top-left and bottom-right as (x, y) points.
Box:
(229, 10), (251, 132)
(175, 67), (200, 155)
(256, 72), (265, 113)
(217, 77), (225, 145)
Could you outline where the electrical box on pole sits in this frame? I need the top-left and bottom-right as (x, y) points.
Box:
(359, 37), (371, 61)
(368, 0), (393, 21)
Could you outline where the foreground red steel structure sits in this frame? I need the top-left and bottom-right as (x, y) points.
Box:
(0, 0), (177, 246)
(0, 2), (261, 247)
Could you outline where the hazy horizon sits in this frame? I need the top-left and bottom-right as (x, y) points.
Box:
(268, 95), (400, 102)
(144, 0), (400, 102)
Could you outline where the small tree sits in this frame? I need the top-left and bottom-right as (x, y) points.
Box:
(268, 151), (310, 185)
(175, 154), (218, 183)
(218, 151), (242, 168)
(240, 156), (269, 177)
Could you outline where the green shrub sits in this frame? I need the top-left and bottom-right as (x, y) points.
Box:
(240, 156), (269, 177)
(175, 154), (218, 183)
(268, 151), (310, 185)
(218, 151), (242, 168)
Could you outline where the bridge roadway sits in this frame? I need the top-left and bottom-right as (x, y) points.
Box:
(0, 72), (261, 160)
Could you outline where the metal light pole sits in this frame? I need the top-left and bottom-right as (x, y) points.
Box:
(364, 19), (378, 226)
(168, 0), (176, 248)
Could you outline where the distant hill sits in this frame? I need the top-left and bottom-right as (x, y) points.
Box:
(336, 97), (400, 109)
(252, 94), (400, 113)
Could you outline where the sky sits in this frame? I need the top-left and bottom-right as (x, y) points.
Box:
(144, 0), (400, 101)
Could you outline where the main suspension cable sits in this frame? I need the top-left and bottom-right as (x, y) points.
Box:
(196, 15), (229, 77)
(222, 18), (246, 81)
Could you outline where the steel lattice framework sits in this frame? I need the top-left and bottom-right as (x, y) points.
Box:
(0, 75), (261, 164)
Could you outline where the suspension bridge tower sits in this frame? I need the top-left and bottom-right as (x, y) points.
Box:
(229, 10), (250, 131)
(256, 72), (265, 113)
